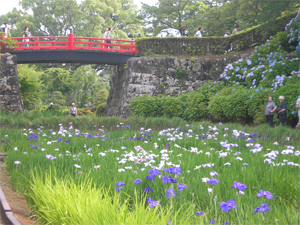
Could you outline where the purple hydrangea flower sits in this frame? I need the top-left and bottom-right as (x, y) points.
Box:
(220, 199), (237, 213)
(254, 204), (270, 214)
(231, 181), (247, 191)
(257, 190), (273, 199)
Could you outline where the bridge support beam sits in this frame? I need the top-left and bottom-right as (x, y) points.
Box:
(103, 64), (128, 117)
(0, 54), (24, 113)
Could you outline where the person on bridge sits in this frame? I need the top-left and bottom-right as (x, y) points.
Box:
(2, 22), (10, 38)
(23, 27), (30, 47)
(181, 28), (188, 37)
(232, 25), (240, 35)
(104, 27), (113, 49)
(69, 103), (77, 117)
(194, 27), (203, 37)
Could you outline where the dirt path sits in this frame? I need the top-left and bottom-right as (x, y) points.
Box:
(0, 159), (38, 225)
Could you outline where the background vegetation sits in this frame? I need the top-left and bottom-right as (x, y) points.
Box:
(130, 10), (300, 127)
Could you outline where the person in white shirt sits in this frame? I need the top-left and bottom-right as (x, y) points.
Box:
(69, 103), (77, 117)
(194, 27), (203, 37)
(2, 22), (10, 38)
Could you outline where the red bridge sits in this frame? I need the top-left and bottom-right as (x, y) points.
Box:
(3, 33), (138, 64)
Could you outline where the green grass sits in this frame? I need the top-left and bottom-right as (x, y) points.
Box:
(26, 171), (198, 224)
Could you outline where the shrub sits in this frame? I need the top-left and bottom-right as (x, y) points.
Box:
(174, 66), (187, 80)
(96, 103), (106, 117)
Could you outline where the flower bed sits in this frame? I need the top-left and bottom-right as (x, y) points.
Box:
(1, 122), (299, 224)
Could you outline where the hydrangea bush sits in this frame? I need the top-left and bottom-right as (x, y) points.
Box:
(129, 9), (300, 126)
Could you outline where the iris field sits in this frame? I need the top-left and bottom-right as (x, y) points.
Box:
(1, 120), (299, 224)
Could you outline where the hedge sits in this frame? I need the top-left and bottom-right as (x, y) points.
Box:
(135, 11), (297, 56)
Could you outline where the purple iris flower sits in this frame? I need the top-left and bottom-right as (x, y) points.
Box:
(116, 181), (126, 186)
(146, 174), (156, 181)
(177, 183), (188, 191)
(144, 185), (153, 193)
(133, 179), (143, 185)
(208, 178), (220, 186)
(58, 138), (63, 142)
(209, 220), (215, 224)
(31, 145), (37, 149)
(231, 181), (247, 191)
(144, 132), (152, 137)
(196, 211), (204, 216)
(162, 176), (177, 184)
(163, 167), (182, 175)
(257, 190), (273, 199)
(166, 188), (177, 199)
(145, 198), (160, 207)
(165, 144), (170, 148)
(220, 199), (237, 213)
(65, 140), (70, 143)
(1, 140), (4, 143)
(126, 125), (130, 129)
(254, 204), (270, 214)
(116, 186), (123, 191)
(46, 155), (56, 160)
(148, 169), (161, 176)
(87, 134), (93, 138)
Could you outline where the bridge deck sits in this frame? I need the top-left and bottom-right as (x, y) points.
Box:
(2, 34), (138, 64)
(9, 49), (137, 65)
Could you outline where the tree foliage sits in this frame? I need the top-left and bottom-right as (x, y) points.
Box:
(18, 65), (43, 110)
(0, 0), (144, 38)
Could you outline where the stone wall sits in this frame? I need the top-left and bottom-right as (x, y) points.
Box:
(103, 53), (252, 117)
(0, 54), (23, 113)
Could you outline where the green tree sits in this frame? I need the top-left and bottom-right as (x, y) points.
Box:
(41, 68), (72, 105)
(18, 65), (44, 110)
(71, 65), (107, 107)
(94, 89), (109, 106)
(140, 0), (209, 36)
(45, 91), (66, 107)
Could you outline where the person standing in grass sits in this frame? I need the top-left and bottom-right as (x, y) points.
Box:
(265, 96), (277, 127)
(47, 102), (54, 110)
(277, 96), (287, 126)
(69, 103), (77, 117)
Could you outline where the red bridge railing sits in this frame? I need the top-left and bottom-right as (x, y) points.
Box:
(4, 33), (136, 54)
